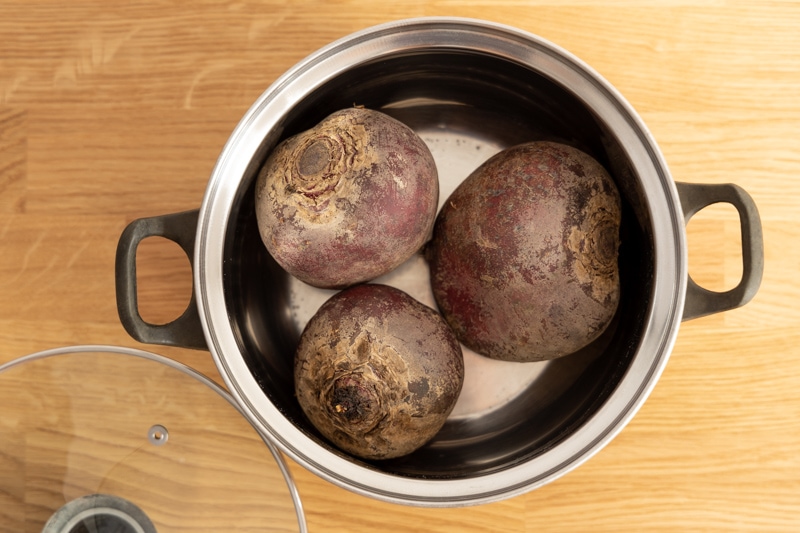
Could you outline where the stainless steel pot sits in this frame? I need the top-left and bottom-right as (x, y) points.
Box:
(116, 18), (763, 506)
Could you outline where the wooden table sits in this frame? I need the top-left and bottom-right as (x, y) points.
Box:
(1, 2), (798, 531)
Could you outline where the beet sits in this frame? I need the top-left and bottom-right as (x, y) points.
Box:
(427, 141), (622, 362)
(255, 107), (438, 289)
(294, 284), (464, 460)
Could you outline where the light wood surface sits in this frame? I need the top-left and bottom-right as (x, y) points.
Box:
(1, 1), (799, 531)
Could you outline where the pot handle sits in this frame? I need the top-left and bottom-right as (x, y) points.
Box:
(675, 182), (764, 321)
(115, 209), (208, 350)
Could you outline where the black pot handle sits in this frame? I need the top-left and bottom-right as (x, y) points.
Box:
(675, 182), (764, 321)
(115, 209), (208, 350)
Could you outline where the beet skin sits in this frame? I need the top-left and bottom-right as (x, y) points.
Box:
(255, 107), (438, 289)
(428, 141), (622, 362)
(294, 284), (464, 460)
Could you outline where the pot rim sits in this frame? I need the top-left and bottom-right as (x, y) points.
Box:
(195, 17), (687, 506)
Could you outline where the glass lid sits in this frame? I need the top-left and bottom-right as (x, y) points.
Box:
(0, 345), (306, 533)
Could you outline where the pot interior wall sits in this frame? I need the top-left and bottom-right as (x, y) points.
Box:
(222, 50), (654, 478)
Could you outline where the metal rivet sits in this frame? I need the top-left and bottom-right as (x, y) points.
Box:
(147, 424), (169, 446)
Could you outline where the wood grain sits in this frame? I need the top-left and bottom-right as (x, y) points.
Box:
(2, 2), (799, 531)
